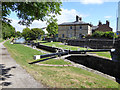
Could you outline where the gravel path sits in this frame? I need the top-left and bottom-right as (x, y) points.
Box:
(0, 41), (44, 88)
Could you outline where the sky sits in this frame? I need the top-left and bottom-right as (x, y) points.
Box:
(7, 0), (120, 33)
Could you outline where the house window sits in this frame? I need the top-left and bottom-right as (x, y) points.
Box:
(80, 26), (82, 30)
(69, 26), (72, 30)
(62, 34), (64, 38)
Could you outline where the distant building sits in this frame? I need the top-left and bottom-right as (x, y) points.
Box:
(58, 15), (92, 38)
(92, 20), (113, 33)
(117, 1), (120, 35)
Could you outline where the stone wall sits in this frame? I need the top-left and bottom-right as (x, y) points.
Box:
(67, 39), (114, 49)
(44, 38), (116, 49)
(113, 40), (120, 62)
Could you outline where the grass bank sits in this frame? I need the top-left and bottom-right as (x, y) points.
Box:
(40, 41), (111, 58)
(0, 39), (4, 43)
(4, 41), (118, 88)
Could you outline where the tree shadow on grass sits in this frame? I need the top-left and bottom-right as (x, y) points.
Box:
(0, 64), (16, 86)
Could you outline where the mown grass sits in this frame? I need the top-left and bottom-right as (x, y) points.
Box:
(4, 41), (118, 88)
(92, 52), (111, 58)
(0, 39), (4, 43)
(40, 41), (111, 58)
(41, 42), (87, 50)
(4, 41), (70, 65)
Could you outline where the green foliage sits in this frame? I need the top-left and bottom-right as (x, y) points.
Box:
(2, 21), (16, 39)
(92, 31), (118, 39)
(22, 27), (45, 40)
(16, 31), (22, 37)
(104, 31), (118, 39)
(46, 16), (58, 37)
(30, 28), (45, 40)
(92, 31), (104, 38)
(2, 2), (62, 26)
(22, 27), (31, 40)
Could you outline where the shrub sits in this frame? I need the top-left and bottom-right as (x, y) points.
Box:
(92, 31), (118, 39)
(104, 31), (118, 39)
(92, 31), (104, 38)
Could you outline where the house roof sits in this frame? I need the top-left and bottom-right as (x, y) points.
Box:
(59, 21), (92, 26)
(92, 26), (99, 30)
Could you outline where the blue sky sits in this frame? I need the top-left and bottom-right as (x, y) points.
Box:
(8, 0), (120, 32)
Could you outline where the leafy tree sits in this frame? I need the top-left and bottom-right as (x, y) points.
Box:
(2, 21), (16, 39)
(30, 28), (45, 40)
(2, 2), (62, 26)
(46, 16), (58, 37)
(22, 27), (31, 40)
(22, 27), (45, 40)
(16, 31), (22, 37)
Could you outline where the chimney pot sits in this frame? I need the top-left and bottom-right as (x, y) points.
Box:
(79, 17), (82, 21)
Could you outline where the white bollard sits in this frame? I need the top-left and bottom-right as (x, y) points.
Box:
(33, 55), (41, 60)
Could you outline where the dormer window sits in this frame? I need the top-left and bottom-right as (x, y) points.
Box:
(80, 26), (82, 30)
(70, 26), (72, 30)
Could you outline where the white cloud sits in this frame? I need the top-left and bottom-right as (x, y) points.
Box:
(76, 0), (120, 4)
(9, 8), (89, 32)
(10, 19), (26, 32)
(80, 0), (103, 4)
(104, 16), (112, 19)
(56, 8), (89, 24)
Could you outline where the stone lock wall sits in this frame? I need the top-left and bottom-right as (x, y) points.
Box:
(67, 39), (114, 49)
(113, 40), (120, 62)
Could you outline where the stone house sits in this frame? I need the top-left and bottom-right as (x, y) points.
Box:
(92, 20), (113, 33)
(58, 16), (93, 38)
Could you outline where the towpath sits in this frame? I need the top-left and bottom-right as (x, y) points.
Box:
(0, 41), (44, 88)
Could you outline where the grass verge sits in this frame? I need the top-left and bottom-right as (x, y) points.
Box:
(0, 39), (4, 43)
(4, 41), (118, 88)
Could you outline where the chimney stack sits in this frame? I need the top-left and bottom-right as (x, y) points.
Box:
(106, 20), (109, 26)
(76, 15), (79, 22)
(76, 15), (82, 22)
(98, 21), (102, 26)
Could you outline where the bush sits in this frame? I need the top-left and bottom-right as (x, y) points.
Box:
(92, 31), (118, 39)
(104, 31), (118, 39)
(92, 31), (104, 38)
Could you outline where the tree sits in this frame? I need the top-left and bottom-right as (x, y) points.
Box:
(2, 2), (62, 26)
(2, 21), (16, 39)
(16, 31), (22, 37)
(30, 28), (45, 40)
(22, 27), (31, 40)
(46, 16), (58, 37)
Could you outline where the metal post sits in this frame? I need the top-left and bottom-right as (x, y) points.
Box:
(113, 33), (115, 45)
